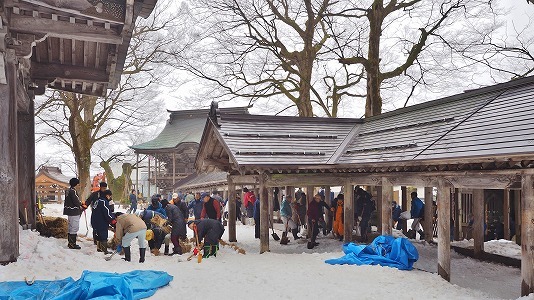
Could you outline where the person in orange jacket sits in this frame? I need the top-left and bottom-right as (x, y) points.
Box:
(332, 194), (344, 241)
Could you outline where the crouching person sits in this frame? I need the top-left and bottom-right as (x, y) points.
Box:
(114, 212), (147, 263)
(147, 226), (171, 256)
(188, 219), (224, 258)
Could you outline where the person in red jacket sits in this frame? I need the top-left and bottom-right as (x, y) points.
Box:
(242, 187), (256, 225)
(200, 193), (221, 220)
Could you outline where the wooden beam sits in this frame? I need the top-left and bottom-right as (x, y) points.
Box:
(473, 189), (485, 258)
(0, 50), (19, 263)
(228, 176), (237, 242)
(31, 62), (109, 83)
(521, 174), (534, 296)
(401, 186), (408, 233)
(503, 189), (510, 240)
(424, 187), (434, 243)
(268, 186), (274, 225)
(381, 179), (393, 235)
(325, 186), (331, 232)
(454, 189), (461, 241)
(344, 181), (354, 242)
(437, 179), (451, 282)
(18, 93), (35, 228)
(376, 185), (382, 233)
(514, 190), (522, 245)
(10, 14), (122, 44)
(259, 174), (269, 253)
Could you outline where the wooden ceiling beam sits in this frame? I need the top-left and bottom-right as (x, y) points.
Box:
(31, 61), (109, 83)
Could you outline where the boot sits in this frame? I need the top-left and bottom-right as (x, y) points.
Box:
(418, 230), (425, 240)
(151, 248), (160, 256)
(164, 245), (169, 255)
(99, 241), (110, 254)
(68, 234), (81, 249)
(280, 232), (289, 245)
(96, 241), (102, 252)
(170, 246), (182, 256)
(139, 248), (146, 263)
(291, 229), (301, 240)
(122, 246), (131, 261)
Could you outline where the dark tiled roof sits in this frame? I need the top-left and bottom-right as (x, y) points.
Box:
(36, 166), (71, 185)
(174, 171), (228, 190)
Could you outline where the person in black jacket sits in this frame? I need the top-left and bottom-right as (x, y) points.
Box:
(355, 187), (375, 243)
(85, 182), (108, 244)
(91, 189), (116, 254)
(188, 219), (225, 258)
(63, 178), (82, 249)
(162, 199), (186, 255)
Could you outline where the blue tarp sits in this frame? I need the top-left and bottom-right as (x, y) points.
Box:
(0, 270), (173, 300)
(325, 235), (419, 270)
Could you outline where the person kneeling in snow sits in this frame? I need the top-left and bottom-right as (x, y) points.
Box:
(187, 219), (225, 258)
(114, 212), (148, 263)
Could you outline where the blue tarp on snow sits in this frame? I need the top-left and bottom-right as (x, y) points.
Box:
(325, 235), (419, 270)
(0, 270), (173, 300)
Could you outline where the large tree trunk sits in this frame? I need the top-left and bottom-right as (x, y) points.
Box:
(100, 161), (133, 204)
(365, 2), (384, 118)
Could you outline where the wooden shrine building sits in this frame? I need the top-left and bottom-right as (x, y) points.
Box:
(195, 76), (534, 296)
(35, 166), (70, 202)
(0, 0), (158, 263)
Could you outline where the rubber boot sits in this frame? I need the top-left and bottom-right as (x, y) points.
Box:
(99, 241), (110, 254)
(139, 248), (146, 263)
(122, 246), (131, 262)
(96, 241), (103, 252)
(164, 245), (169, 255)
(418, 230), (425, 240)
(291, 229), (301, 240)
(68, 234), (81, 249)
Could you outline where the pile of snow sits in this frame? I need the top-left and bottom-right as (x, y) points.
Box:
(452, 239), (522, 260)
(1, 204), (531, 300)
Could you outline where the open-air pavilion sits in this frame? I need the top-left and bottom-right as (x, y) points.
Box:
(194, 76), (534, 296)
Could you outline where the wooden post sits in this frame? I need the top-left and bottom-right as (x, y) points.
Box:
(259, 175), (269, 253)
(454, 188), (461, 241)
(268, 187), (274, 225)
(325, 186), (331, 231)
(135, 153), (139, 194)
(18, 92), (35, 227)
(381, 179), (393, 235)
(473, 189), (485, 258)
(401, 186), (408, 232)
(154, 156), (158, 194)
(0, 50), (19, 263)
(172, 152), (176, 191)
(424, 187), (433, 243)
(376, 185), (383, 233)
(228, 176), (237, 242)
(305, 186), (313, 226)
(344, 181), (354, 242)
(521, 174), (534, 296)
(147, 156), (151, 197)
(514, 190), (521, 245)
(437, 179), (451, 282)
(503, 188), (510, 240)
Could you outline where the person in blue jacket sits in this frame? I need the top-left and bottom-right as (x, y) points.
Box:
(409, 192), (425, 239)
(147, 196), (166, 217)
(392, 201), (402, 230)
(188, 192), (203, 220)
(253, 196), (260, 239)
(91, 189), (116, 254)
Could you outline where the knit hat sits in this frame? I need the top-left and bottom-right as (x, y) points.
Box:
(200, 192), (209, 199)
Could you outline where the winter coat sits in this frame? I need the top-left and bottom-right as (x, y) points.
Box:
(147, 202), (167, 217)
(253, 198), (260, 221)
(243, 191), (256, 209)
(175, 200), (188, 222)
(280, 197), (292, 217)
(201, 198), (221, 220)
(307, 200), (321, 222)
(140, 210), (167, 225)
(333, 199), (344, 236)
(291, 202), (301, 225)
(410, 197), (425, 219)
(165, 203), (186, 238)
(188, 199), (203, 220)
(129, 193), (137, 205)
(115, 214), (146, 241)
(194, 219), (225, 246)
(355, 190), (373, 218)
(148, 226), (167, 249)
(91, 196), (115, 231)
(392, 204), (402, 221)
(63, 187), (82, 216)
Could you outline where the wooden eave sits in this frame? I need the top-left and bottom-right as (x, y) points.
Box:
(195, 118), (238, 173)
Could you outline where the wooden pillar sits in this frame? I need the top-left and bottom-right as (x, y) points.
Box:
(228, 176), (237, 242)
(401, 186), (408, 232)
(381, 179), (393, 235)
(135, 153), (139, 194)
(454, 188), (461, 241)
(154, 156), (158, 194)
(268, 187), (274, 225)
(0, 50), (19, 263)
(344, 181), (354, 242)
(503, 189), (510, 240)
(259, 175), (269, 253)
(172, 152), (176, 191)
(18, 92), (35, 227)
(424, 187), (433, 243)
(473, 189), (485, 258)
(514, 190), (521, 245)
(437, 179), (451, 282)
(305, 186), (313, 226)
(376, 185), (383, 233)
(147, 156), (151, 197)
(521, 174), (534, 296)
(325, 186), (331, 230)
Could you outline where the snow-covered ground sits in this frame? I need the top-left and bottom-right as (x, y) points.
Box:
(1, 204), (532, 300)
(451, 239), (522, 260)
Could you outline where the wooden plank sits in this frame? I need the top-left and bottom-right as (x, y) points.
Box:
(521, 174), (534, 296)
(424, 187), (434, 242)
(437, 179), (451, 282)
(228, 176), (236, 242)
(0, 50), (19, 263)
(17, 91), (35, 228)
(381, 179), (393, 235)
(10, 14), (122, 44)
(515, 190), (522, 245)
(31, 61), (109, 83)
(504, 189), (510, 240)
(344, 181), (354, 242)
(259, 175), (269, 253)
(473, 189), (485, 257)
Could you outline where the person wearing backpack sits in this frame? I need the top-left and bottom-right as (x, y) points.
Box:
(355, 187), (375, 243)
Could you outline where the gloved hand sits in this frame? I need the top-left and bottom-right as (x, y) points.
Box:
(81, 204), (88, 210)
(358, 216), (362, 222)
(193, 247), (199, 255)
(116, 245), (122, 252)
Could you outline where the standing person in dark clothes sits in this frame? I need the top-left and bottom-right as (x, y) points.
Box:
(392, 201), (402, 230)
(91, 189), (116, 254)
(297, 193), (307, 231)
(172, 193), (188, 223)
(253, 197), (260, 239)
(409, 191), (425, 239)
(317, 195), (331, 236)
(85, 182), (108, 245)
(200, 193), (221, 220)
(129, 189), (138, 214)
(188, 219), (225, 258)
(147, 196), (167, 217)
(355, 187), (375, 243)
(235, 194), (242, 222)
(306, 194), (322, 249)
(162, 199), (186, 255)
(64, 178), (82, 249)
(188, 192), (203, 220)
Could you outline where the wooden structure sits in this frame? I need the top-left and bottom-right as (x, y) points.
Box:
(195, 76), (534, 296)
(130, 107), (248, 195)
(0, 0), (158, 263)
(35, 166), (70, 202)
